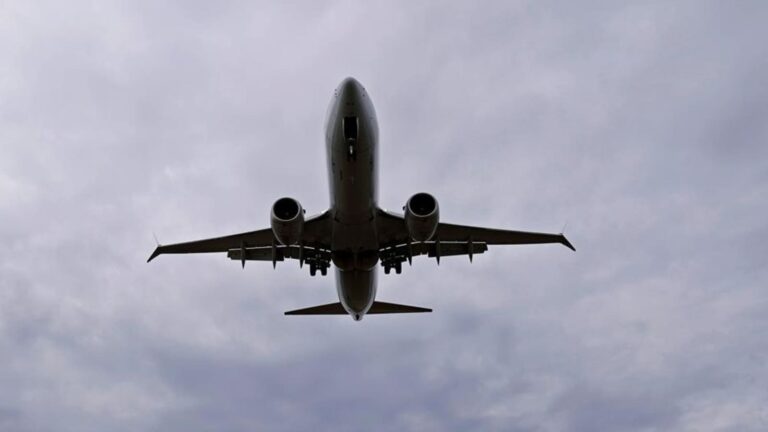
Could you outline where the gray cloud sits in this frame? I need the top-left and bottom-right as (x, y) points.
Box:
(1, 0), (767, 431)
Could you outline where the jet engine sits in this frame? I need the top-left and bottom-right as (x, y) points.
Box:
(404, 192), (439, 241)
(270, 197), (304, 245)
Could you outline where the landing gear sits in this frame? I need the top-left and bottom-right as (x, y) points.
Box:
(347, 144), (357, 161)
(383, 261), (402, 275)
(347, 138), (357, 161)
(308, 260), (329, 277)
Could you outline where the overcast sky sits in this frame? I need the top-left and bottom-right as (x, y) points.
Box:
(1, 1), (767, 431)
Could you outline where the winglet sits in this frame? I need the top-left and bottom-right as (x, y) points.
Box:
(560, 234), (576, 251)
(147, 246), (162, 263)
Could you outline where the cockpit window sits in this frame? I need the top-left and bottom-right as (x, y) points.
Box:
(343, 116), (358, 141)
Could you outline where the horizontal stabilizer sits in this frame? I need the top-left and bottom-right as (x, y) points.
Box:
(368, 301), (432, 314)
(284, 301), (432, 316)
(284, 302), (347, 315)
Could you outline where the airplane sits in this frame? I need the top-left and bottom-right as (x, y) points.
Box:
(147, 77), (575, 321)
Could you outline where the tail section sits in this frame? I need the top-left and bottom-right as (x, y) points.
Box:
(368, 301), (431, 314)
(284, 302), (347, 315)
(284, 301), (431, 316)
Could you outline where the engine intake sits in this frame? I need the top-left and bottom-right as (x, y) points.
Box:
(405, 192), (439, 241)
(271, 197), (304, 245)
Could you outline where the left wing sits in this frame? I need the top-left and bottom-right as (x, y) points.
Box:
(147, 211), (332, 262)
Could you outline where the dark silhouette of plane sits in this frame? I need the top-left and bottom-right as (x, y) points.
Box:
(148, 77), (574, 320)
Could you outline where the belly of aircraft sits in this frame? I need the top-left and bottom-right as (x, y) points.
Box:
(325, 84), (380, 318)
(336, 268), (376, 318)
(332, 150), (375, 224)
(329, 130), (379, 269)
(330, 219), (379, 270)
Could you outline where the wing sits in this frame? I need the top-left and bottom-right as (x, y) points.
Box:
(147, 211), (332, 262)
(377, 209), (575, 251)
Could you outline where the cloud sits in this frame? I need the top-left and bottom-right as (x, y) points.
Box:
(1, 0), (767, 431)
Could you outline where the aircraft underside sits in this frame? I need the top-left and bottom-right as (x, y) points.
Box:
(148, 77), (574, 321)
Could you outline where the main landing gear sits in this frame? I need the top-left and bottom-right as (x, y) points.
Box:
(383, 261), (402, 275)
(309, 262), (328, 277)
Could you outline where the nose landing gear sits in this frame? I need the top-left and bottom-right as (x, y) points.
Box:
(347, 139), (356, 161)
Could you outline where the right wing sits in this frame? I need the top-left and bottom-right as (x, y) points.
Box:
(377, 209), (574, 251)
(147, 211), (332, 262)
(435, 221), (575, 250)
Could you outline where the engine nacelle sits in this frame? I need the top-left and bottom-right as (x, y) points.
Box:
(405, 192), (439, 241)
(270, 197), (304, 245)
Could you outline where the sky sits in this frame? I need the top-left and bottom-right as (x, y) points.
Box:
(1, 1), (767, 431)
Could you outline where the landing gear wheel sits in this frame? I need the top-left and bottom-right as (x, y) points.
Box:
(384, 265), (391, 275)
(310, 264), (317, 276)
(395, 262), (402, 274)
(320, 266), (327, 276)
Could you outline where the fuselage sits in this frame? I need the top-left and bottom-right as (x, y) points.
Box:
(325, 77), (380, 320)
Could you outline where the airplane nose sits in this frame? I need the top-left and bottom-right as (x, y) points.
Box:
(338, 77), (363, 105)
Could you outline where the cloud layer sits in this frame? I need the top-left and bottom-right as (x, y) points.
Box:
(1, 1), (767, 430)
